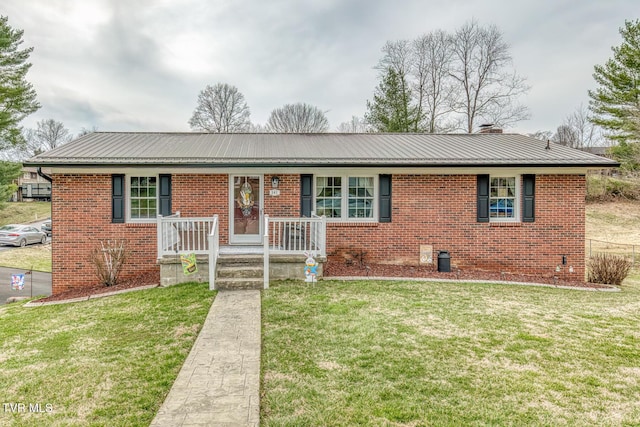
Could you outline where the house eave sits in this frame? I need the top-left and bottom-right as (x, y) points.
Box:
(23, 160), (620, 169)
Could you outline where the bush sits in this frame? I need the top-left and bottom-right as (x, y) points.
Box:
(587, 253), (632, 285)
(587, 174), (640, 201)
(89, 239), (129, 286)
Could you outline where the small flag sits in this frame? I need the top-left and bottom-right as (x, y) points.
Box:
(180, 253), (198, 275)
(11, 274), (25, 291)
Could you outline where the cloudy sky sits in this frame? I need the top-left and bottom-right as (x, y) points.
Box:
(3, 0), (637, 137)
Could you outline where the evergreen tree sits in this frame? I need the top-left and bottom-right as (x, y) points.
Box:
(0, 161), (21, 207)
(0, 16), (40, 149)
(365, 68), (420, 132)
(589, 19), (640, 144)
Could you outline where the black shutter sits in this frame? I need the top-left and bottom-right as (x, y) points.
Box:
(112, 174), (125, 223)
(522, 174), (535, 222)
(300, 174), (313, 217)
(159, 174), (172, 216)
(379, 174), (392, 223)
(477, 174), (490, 223)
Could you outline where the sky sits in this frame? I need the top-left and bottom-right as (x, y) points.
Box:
(3, 0), (638, 138)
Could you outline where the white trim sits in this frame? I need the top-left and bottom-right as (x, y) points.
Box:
(50, 166), (597, 176)
(314, 174), (378, 222)
(125, 173), (159, 224)
(229, 174), (264, 244)
(489, 173), (521, 223)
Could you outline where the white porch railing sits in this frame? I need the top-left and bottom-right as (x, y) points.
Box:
(265, 215), (327, 255)
(263, 214), (327, 289)
(157, 213), (326, 291)
(157, 213), (218, 258)
(208, 215), (219, 290)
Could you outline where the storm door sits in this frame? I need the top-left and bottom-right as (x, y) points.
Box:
(229, 175), (263, 244)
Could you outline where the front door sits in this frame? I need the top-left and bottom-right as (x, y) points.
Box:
(230, 175), (263, 244)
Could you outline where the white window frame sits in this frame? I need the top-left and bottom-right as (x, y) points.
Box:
(126, 174), (159, 223)
(314, 174), (378, 222)
(489, 174), (520, 222)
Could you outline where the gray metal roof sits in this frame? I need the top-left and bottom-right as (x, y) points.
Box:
(24, 132), (619, 168)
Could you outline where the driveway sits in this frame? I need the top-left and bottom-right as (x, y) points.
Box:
(0, 267), (51, 305)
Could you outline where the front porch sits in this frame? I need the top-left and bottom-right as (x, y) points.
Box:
(156, 214), (327, 289)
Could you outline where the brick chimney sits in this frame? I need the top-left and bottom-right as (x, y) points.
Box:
(479, 123), (503, 134)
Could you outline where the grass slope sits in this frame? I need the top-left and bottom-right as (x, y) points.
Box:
(0, 283), (215, 427)
(0, 202), (51, 226)
(262, 280), (640, 426)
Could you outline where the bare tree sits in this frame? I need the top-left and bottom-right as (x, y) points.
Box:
(266, 103), (329, 133)
(448, 20), (530, 132)
(528, 130), (554, 142)
(78, 125), (99, 137)
(552, 124), (580, 148)
(336, 116), (371, 133)
(411, 31), (457, 133)
(189, 83), (251, 132)
(370, 21), (530, 134)
(22, 119), (72, 157)
(553, 104), (603, 148)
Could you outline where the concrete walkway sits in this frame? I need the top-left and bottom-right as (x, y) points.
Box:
(151, 290), (261, 427)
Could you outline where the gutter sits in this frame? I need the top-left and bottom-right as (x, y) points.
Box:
(37, 167), (52, 182)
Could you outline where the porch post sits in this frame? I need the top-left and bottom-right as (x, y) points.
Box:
(263, 215), (269, 289)
(320, 215), (327, 257)
(156, 214), (163, 260)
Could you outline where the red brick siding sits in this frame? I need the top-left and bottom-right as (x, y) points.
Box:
(51, 172), (585, 294)
(263, 174), (300, 217)
(326, 174), (585, 281)
(51, 174), (159, 294)
(172, 174), (229, 242)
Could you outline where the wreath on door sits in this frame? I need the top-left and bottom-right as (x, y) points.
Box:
(237, 178), (255, 217)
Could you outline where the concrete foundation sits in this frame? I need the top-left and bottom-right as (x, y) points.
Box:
(158, 254), (326, 287)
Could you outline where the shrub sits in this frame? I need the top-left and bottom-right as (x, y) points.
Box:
(586, 174), (640, 201)
(89, 239), (129, 286)
(587, 253), (632, 285)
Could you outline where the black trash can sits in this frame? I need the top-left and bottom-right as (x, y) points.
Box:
(437, 251), (451, 272)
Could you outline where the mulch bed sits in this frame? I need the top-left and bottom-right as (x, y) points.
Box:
(34, 272), (160, 303)
(324, 261), (614, 289)
(33, 261), (614, 304)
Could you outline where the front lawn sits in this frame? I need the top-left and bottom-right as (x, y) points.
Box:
(261, 280), (640, 426)
(0, 202), (50, 226)
(0, 282), (215, 427)
(0, 243), (51, 272)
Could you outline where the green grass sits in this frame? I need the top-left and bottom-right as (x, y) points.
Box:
(0, 282), (215, 427)
(0, 202), (52, 272)
(0, 244), (51, 272)
(261, 280), (640, 426)
(0, 202), (51, 226)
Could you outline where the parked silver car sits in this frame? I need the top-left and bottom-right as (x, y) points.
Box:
(0, 224), (47, 247)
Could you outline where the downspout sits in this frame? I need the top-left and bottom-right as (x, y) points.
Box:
(37, 167), (52, 182)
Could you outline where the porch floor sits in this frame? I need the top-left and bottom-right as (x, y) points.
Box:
(219, 245), (264, 255)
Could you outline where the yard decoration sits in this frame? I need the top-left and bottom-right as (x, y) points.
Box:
(237, 178), (255, 217)
(304, 252), (318, 283)
(180, 253), (198, 275)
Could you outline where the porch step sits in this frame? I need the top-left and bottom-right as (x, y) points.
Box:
(217, 265), (263, 279)
(216, 254), (264, 290)
(215, 277), (264, 290)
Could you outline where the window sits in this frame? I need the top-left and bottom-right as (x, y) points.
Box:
(489, 176), (517, 220)
(315, 176), (375, 220)
(129, 176), (157, 219)
(348, 177), (374, 218)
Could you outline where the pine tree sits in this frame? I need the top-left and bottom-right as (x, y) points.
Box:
(0, 16), (40, 148)
(0, 161), (21, 207)
(588, 19), (640, 144)
(365, 68), (420, 132)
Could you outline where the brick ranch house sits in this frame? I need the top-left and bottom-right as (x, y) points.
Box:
(24, 132), (617, 295)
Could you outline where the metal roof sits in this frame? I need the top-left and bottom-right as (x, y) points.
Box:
(24, 132), (619, 168)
